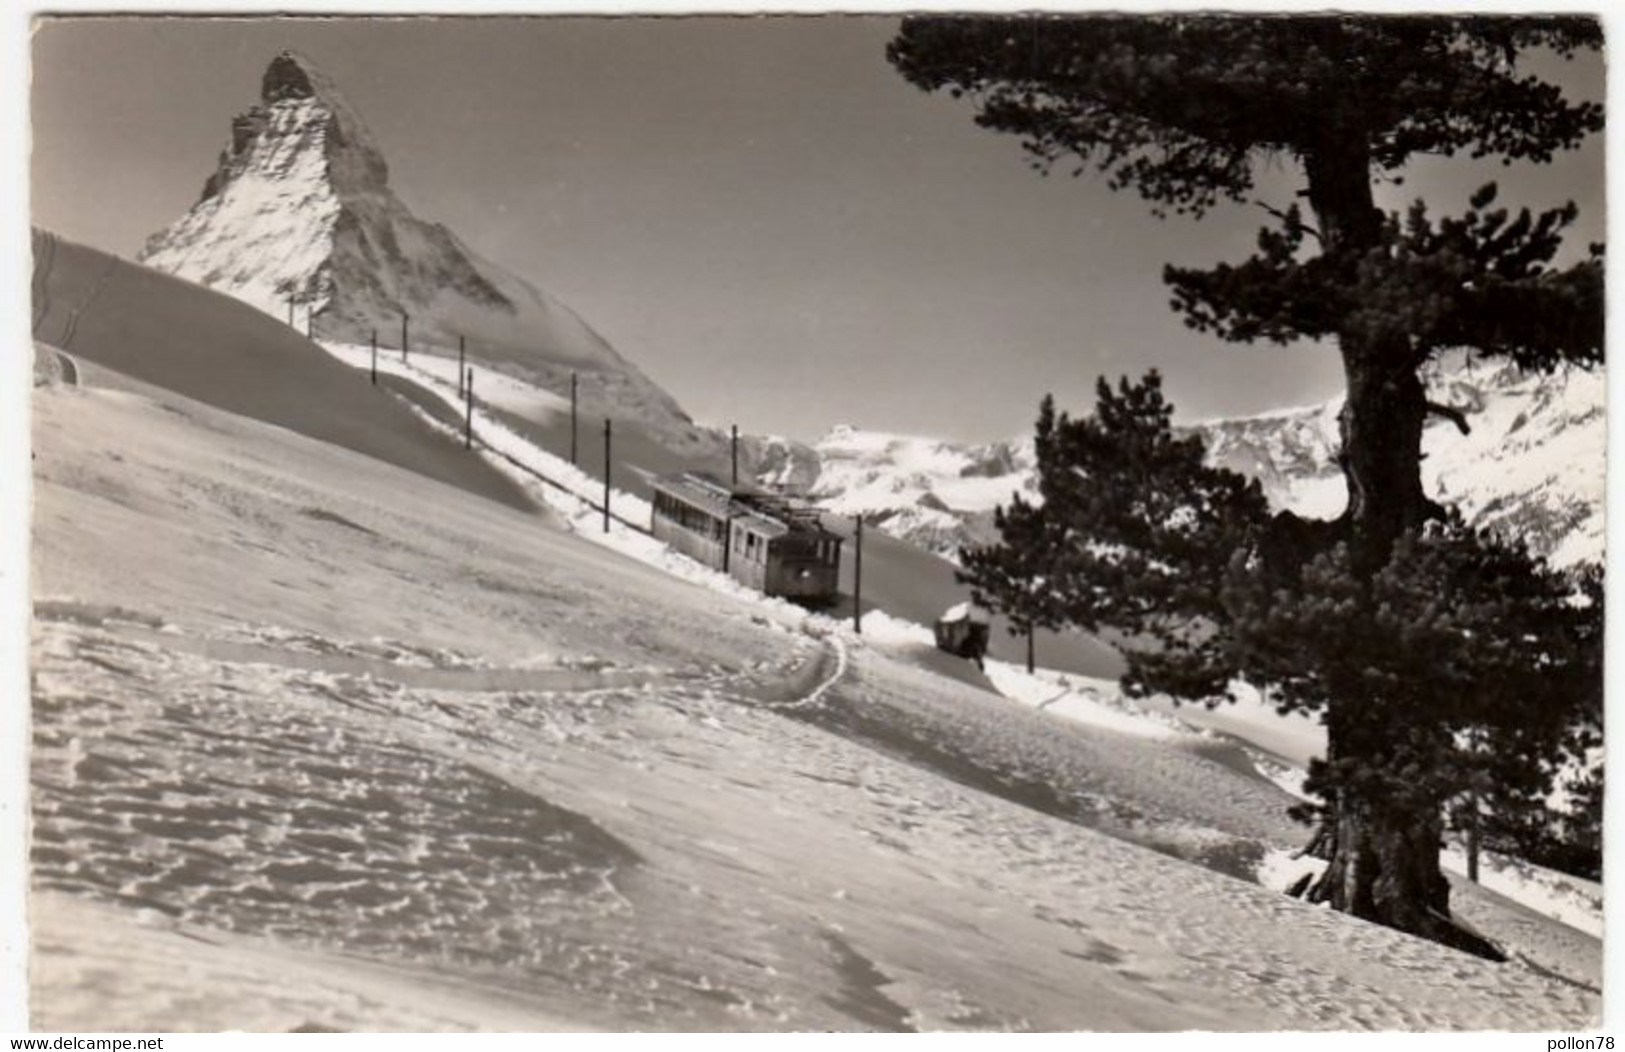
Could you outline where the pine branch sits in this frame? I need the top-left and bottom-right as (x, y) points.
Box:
(1425, 400), (1473, 435)
(1254, 199), (1323, 243)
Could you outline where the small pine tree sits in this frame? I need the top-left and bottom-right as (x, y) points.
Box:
(976, 373), (1601, 957)
(958, 397), (1069, 669)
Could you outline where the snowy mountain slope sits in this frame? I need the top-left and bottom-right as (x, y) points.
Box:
(1196, 399), (1347, 522)
(304, 337), (1605, 948)
(1197, 356), (1604, 569)
(226, 336), (1604, 947)
(31, 892), (594, 1033)
(806, 425), (1035, 559)
(319, 340), (1124, 680)
(807, 359), (1603, 569)
(30, 371), (1600, 1029)
(135, 51), (691, 441)
(31, 229), (531, 512)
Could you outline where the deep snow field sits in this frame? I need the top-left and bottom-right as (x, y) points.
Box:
(27, 341), (1604, 1032)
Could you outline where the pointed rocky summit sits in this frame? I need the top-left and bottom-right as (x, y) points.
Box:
(139, 50), (691, 434)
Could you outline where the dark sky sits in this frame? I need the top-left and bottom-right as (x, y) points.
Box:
(30, 15), (1605, 442)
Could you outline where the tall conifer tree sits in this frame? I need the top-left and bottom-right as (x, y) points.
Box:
(897, 15), (1604, 957)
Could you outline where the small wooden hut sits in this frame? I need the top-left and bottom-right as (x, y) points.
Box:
(935, 601), (992, 666)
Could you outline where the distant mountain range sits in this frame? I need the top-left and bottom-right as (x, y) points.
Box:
(803, 358), (1604, 571)
(803, 426), (1033, 559)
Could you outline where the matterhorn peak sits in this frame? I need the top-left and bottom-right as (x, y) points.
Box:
(137, 51), (695, 437)
(261, 50), (326, 102)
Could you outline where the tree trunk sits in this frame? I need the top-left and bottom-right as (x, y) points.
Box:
(1304, 790), (1504, 961)
(1295, 134), (1485, 957)
(1298, 358), (1491, 954)
(1338, 351), (1432, 571)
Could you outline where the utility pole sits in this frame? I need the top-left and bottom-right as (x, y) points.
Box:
(1466, 791), (1481, 884)
(369, 329), (377, 386)
(464, 368), (474, 449)
(731, 425), (739, 487)
(853, 514), (863, 635)
(1027, 626), (1036, 675)
(458, 335), (466, 398)
(603, 419), (613, 534)
(1463, 731), (1486, 884)
(570, 373), (579, 465)
(401, 312), (410, 362)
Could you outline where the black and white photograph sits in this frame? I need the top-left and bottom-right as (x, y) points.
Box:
(20, 8), (1607, 1033)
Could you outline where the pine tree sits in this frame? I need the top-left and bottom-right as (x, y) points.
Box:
(891, 15), (1603, 957)
(958, 397), (1069, 671)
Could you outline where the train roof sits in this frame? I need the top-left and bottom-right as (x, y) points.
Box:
(651, 472), (840, 541)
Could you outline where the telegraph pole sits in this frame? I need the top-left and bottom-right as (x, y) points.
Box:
(458, 335), (466, 398)
(853, 514), (863, 635)
(731, 425), (739, 487)
(603, 419), (613, 534)
(1027, 626), (1036, 675)
(570, 373), (579, 465)
(1467, 792), (1481, 884)
(464, 368), (474, 449)
(369, 329), (377, 386)
(401, 312), (410, 362)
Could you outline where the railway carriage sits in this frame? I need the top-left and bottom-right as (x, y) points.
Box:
(650, 472), (842, 605)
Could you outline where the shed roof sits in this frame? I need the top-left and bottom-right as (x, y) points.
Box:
(941, 601), (993, 626)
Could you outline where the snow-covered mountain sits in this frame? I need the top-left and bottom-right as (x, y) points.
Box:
(1200, 357), (1605, 570)
(807, 359), (1604, 570)
(137, 51), (692, 439)
(805, 426), (1035, 557)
